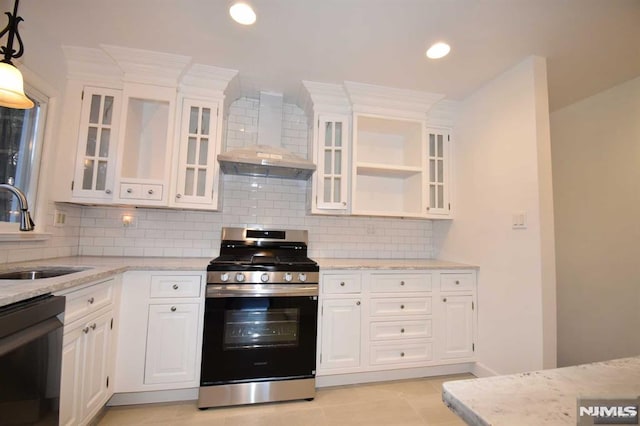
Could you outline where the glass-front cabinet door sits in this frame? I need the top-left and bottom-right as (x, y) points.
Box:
(315, 115), (349, 212)
(173, 98), (220, 208)
(426, 128), (451, 217)
(72, 87), (121, 200)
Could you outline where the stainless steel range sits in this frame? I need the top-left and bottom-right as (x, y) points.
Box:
(198, 227), (319, 409)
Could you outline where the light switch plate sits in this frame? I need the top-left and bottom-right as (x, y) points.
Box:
(512, 212), (527, 229)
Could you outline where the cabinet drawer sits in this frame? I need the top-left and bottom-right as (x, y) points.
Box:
(64, 279), (114, 324)
(440, 273), (474, 292)
(370, 319), (432, 341)
(370, 297), (431, 316)
(323, 274), (362, 294)
(370, 273), (431, 293)
(150, 275), (202, 298)
(370, 341), (433, 365)
(119, 183), (163, 200)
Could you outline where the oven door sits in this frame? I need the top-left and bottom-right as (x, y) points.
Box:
(201, 285), (318, 386)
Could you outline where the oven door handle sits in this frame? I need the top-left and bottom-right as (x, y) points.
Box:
(206, 284), (319, 298)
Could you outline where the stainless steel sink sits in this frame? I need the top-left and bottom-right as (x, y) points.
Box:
(0, 267), (90, 280)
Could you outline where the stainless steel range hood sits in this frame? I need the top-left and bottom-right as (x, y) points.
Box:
(218, 92), (316, 180)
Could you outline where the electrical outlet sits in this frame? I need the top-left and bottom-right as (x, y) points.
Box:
(53, 210), (66, 227)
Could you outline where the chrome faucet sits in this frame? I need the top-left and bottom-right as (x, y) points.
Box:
(0, 183), (35, 231)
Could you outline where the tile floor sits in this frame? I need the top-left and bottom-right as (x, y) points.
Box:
(98, 374), (472, 426)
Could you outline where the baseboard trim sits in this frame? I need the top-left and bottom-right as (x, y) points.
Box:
(107, 388), (198, 406)
(471, 362), (499, 377)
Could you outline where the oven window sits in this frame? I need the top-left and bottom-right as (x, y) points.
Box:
(224, 301), (299, 349)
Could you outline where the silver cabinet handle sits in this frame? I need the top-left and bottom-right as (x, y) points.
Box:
(173, 284), (179, 290)
(148, 189), (154, 195)
(83, 326), (90, 334)
(171, 306), (177, 312)
(126, 188), (133, 193)
(356, 301), (361, 306)
(105, 189), (112, 194)
(90, 323), (96, 330)
(88, 297), (94, 304)
(340, 282), (345, 287)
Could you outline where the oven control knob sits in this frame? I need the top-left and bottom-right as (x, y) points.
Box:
(298, 273), (307, 283)
(235, 273), (246, 282)
(220, 272), (230, 282)
(260, 273), (269, 283)
(283, 272), (293, 282)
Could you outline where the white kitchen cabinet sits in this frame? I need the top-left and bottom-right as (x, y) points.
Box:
(352, 114), (426, 217)
(171, 97), (222, 209)
(439, 295), (474, 360)
(114, 83), (176, 206)
(425, 128), (452, 217)
(317, 269), (476, 387)
(72, 87), (122, 201)
(144, 303), (200, 384)
(319, 298), (362, 370)
(58, 278), (118, 426)
(314, 115), (350, 212)
(114, 271), (205, 394)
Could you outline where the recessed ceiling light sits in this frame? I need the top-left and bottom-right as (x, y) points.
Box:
(426, 42), (451, 59)
(229, 2), (256, 25)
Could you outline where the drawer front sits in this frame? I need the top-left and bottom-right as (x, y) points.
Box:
(370, 273), (431, 293)
(370, 319), (432, 341)
(370, 297), (432, 316)
(440, 273), (474, 292)
(64, 279), (114, 324)
(150, 275), (202, 298)
(370, 341), (433, 365)
(323, 273), (362, 294)
(142, 184), (163, 201)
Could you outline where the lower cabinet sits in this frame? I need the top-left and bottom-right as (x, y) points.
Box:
(58, 278), (118, 426)
(114, 271), (205, 393)
(318, 269), (477, 383)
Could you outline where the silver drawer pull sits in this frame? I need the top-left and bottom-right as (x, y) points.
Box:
(400, 281), (405, 286)
(171, 306), (177, 312)
(340, 282), (345, 287)
(88, 297), (94, 304)
(173, 284), (179, 290)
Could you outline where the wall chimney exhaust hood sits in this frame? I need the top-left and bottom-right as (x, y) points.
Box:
(218, 92), (316, 180)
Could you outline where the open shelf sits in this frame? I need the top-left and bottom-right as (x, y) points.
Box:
(353, 173), (423, 217)
(356, 162), (422, 178)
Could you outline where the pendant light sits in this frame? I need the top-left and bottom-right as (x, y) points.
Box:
(0, 0), (33, 109)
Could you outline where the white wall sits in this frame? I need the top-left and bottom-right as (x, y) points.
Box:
(551, 75), (640, 367)
(434, 56), (557, 375)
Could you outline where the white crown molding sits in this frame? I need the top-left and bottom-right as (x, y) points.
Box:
(301, 80), (351, 115)
(426, 99), (458, 128)
(100, 44), (191, 87)
(62, 45), (122, 85)
(179, 64), (239, 98)
(344, 80), (444, 120)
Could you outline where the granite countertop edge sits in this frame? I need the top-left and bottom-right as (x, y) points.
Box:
(0, 256), (478, 308)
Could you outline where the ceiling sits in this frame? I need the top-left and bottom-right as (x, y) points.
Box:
(11, 0), (640, 111)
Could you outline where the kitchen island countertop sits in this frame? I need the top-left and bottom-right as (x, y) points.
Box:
(442, 356), (640, 425)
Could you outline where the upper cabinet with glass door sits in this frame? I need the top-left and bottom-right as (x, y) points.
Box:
(316, 115), (349, 211)
(425, 128), (451, 217)
(172, 98), (221, 209)
(72, 87), (121, 201)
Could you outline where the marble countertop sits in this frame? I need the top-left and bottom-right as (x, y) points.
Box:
(0, 256), (477, 308)
(442, 356), (640, 425)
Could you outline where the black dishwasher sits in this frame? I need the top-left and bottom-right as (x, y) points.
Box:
(0, 294), (65, 425)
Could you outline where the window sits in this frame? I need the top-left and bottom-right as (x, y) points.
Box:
(0, 88), (46, 227)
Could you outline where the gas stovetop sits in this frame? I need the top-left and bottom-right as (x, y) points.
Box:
(207, 227), (319, 284)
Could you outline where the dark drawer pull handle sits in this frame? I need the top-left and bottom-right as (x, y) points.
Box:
(455, 280), (460, 285)
(356, 301), (361, 306)
(400, 352), (405, 357)
(171, 306), (177, 312)
(340, 282), (345, 286)
(400, 328), (405, 333)
(400, 281), (405, 286)
(443, 297), (447, 302)
(88, 297), (94, 304)
(173, 284), (179, 290)
(400, 304), (405, 309)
